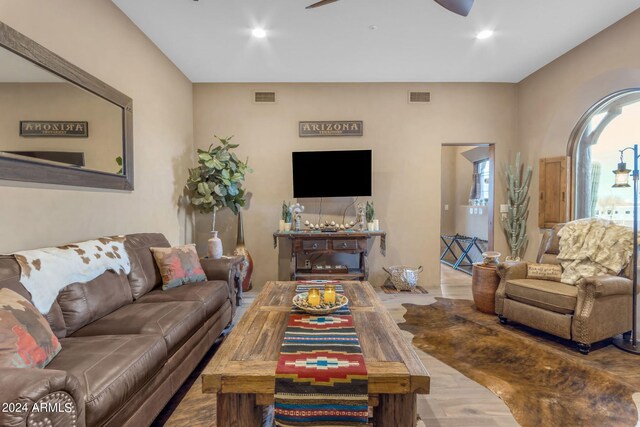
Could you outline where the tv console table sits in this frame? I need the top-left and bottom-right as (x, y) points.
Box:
(273, 230), (386, 281)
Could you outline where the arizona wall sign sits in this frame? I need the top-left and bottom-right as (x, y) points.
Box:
(299, 121), (363, 137)
(20, 121), (88, 137)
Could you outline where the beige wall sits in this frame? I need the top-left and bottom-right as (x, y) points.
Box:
(0, 0), (194, 251)
(0, 83), (122, 174)
(518, 9), (640, 259)
(194, 83), (517, 288)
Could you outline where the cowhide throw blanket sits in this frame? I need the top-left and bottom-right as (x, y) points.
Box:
(14, 236), (131, 314)
(557, 218), (633, 285)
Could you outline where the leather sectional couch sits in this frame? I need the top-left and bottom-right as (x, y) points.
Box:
(0, 233), (240, 427)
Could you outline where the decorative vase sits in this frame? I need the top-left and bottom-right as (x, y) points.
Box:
(284, 222), (291, 231)
(481, 251), (501, 265)
(207, 231), (223, 259)
(373, 219), (380, 231)
(233, 211), (254, 292)
(367, 222), (375, 231)
(279, 219), (285, 232)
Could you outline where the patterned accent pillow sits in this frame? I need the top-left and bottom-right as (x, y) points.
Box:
(150, 244), (207, 290)
(0, 288), (61, 368)
(527, 263), (563, 282)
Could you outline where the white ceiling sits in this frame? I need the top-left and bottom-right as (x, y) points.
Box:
(112, 0), (640, 83)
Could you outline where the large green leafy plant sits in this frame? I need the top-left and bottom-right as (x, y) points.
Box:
(186, 136), (252, 230)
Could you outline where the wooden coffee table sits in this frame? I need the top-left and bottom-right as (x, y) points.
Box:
(202, 281), (430, 426)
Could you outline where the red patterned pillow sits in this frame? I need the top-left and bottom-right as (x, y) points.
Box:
(0, 288), (61, 368)
(150, 244), (207, 290)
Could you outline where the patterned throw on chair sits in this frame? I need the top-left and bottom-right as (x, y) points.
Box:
(274, 283), (369, 426)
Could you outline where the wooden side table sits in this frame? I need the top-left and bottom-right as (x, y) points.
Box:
(471, 263), (500, 314)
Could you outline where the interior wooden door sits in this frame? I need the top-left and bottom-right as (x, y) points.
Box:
(539, 156), (569, 228)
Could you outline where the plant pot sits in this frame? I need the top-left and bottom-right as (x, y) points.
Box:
(278, 219), (285, 232)
(284, 222), (291, 231)
(373, 219), (380, 231)
(207, 231), (223, 259)
(367, 222), (375, 231)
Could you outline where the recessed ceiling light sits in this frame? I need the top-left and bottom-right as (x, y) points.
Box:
(252, 28), (267, 39)
(476, 30), (494, 40)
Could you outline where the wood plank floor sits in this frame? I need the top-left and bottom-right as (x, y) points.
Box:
(154, 265), (519, 426)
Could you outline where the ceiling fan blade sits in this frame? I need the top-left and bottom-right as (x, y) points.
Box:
(306, 0), (340, 9)
(433, 0), (474, 16)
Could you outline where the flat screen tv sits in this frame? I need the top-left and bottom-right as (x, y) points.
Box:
(292, 150), (372, 198)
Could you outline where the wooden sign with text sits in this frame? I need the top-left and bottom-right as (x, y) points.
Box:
(299, 121), (363, 137)
(20, 121), (88, 137)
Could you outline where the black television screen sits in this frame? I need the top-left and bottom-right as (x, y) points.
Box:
(292, 150), (372, 198)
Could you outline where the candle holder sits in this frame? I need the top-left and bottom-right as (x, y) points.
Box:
(307, 288), (321, 307)
(324, 284), (336, 304)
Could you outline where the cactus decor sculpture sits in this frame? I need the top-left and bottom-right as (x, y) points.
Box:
(590, 162), (601, 217)
(501, 152), (532, 261)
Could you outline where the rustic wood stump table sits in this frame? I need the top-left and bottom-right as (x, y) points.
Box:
(202, 281), (430, 426)
(471, 263), (501, 314)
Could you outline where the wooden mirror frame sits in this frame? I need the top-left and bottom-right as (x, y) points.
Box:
(0, 21), (133, 190)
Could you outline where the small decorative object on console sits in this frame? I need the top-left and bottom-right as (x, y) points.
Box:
(312, 265), (349, 274)
(290, 203), (305, 231)
(279, 201), (289, 231)
(366, 201), (375, 231)
(356, 202), (366, 231)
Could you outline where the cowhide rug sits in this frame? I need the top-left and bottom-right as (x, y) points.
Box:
(400, 298), (640, 427)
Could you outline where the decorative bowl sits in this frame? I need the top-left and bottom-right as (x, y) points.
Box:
(293, 292), (348, 315)
(481, 251), (501, 265)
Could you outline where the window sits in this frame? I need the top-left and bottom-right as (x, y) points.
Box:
(470, 158), (490, 203)
(571, 89), (640, 227)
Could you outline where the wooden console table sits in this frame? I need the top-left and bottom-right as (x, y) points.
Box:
(273, 230), (386, 280)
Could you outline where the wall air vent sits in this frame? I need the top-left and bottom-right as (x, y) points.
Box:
(408, 91), (431, 104)
(254, 91), (276, 103)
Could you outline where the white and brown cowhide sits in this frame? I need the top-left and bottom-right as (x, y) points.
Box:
(13, 236), (131, 314)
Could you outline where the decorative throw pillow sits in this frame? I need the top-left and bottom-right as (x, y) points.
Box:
(150, 244), (207, 290)
(0, 288), (61, 368)
(527, 263), (563, 282)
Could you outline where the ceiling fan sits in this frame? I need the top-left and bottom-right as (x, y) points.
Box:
(306, 0), (474, 17)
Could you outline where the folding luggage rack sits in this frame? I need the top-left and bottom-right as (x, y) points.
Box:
(440, 234), (488, 275)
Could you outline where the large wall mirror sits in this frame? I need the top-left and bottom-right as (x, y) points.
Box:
(0, 21), (133, 190)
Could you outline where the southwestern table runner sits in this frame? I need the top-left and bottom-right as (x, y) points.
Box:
(274, 283), (369, 426)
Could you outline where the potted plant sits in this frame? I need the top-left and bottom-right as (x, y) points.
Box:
(366, 201), (375, 231)
(501, 152), (531, 261)
(186, 135), (252, 259)
(284, 209), (293, 231)
(279, 201), (288, 231)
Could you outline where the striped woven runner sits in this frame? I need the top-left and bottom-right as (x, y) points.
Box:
(274, 282), (369, 426)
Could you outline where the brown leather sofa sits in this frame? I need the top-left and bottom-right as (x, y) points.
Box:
(496, 224), (633, 354)
(0, 233), (240, 427)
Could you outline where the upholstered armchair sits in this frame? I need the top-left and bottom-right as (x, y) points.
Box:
(495, 224), (634, 354)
